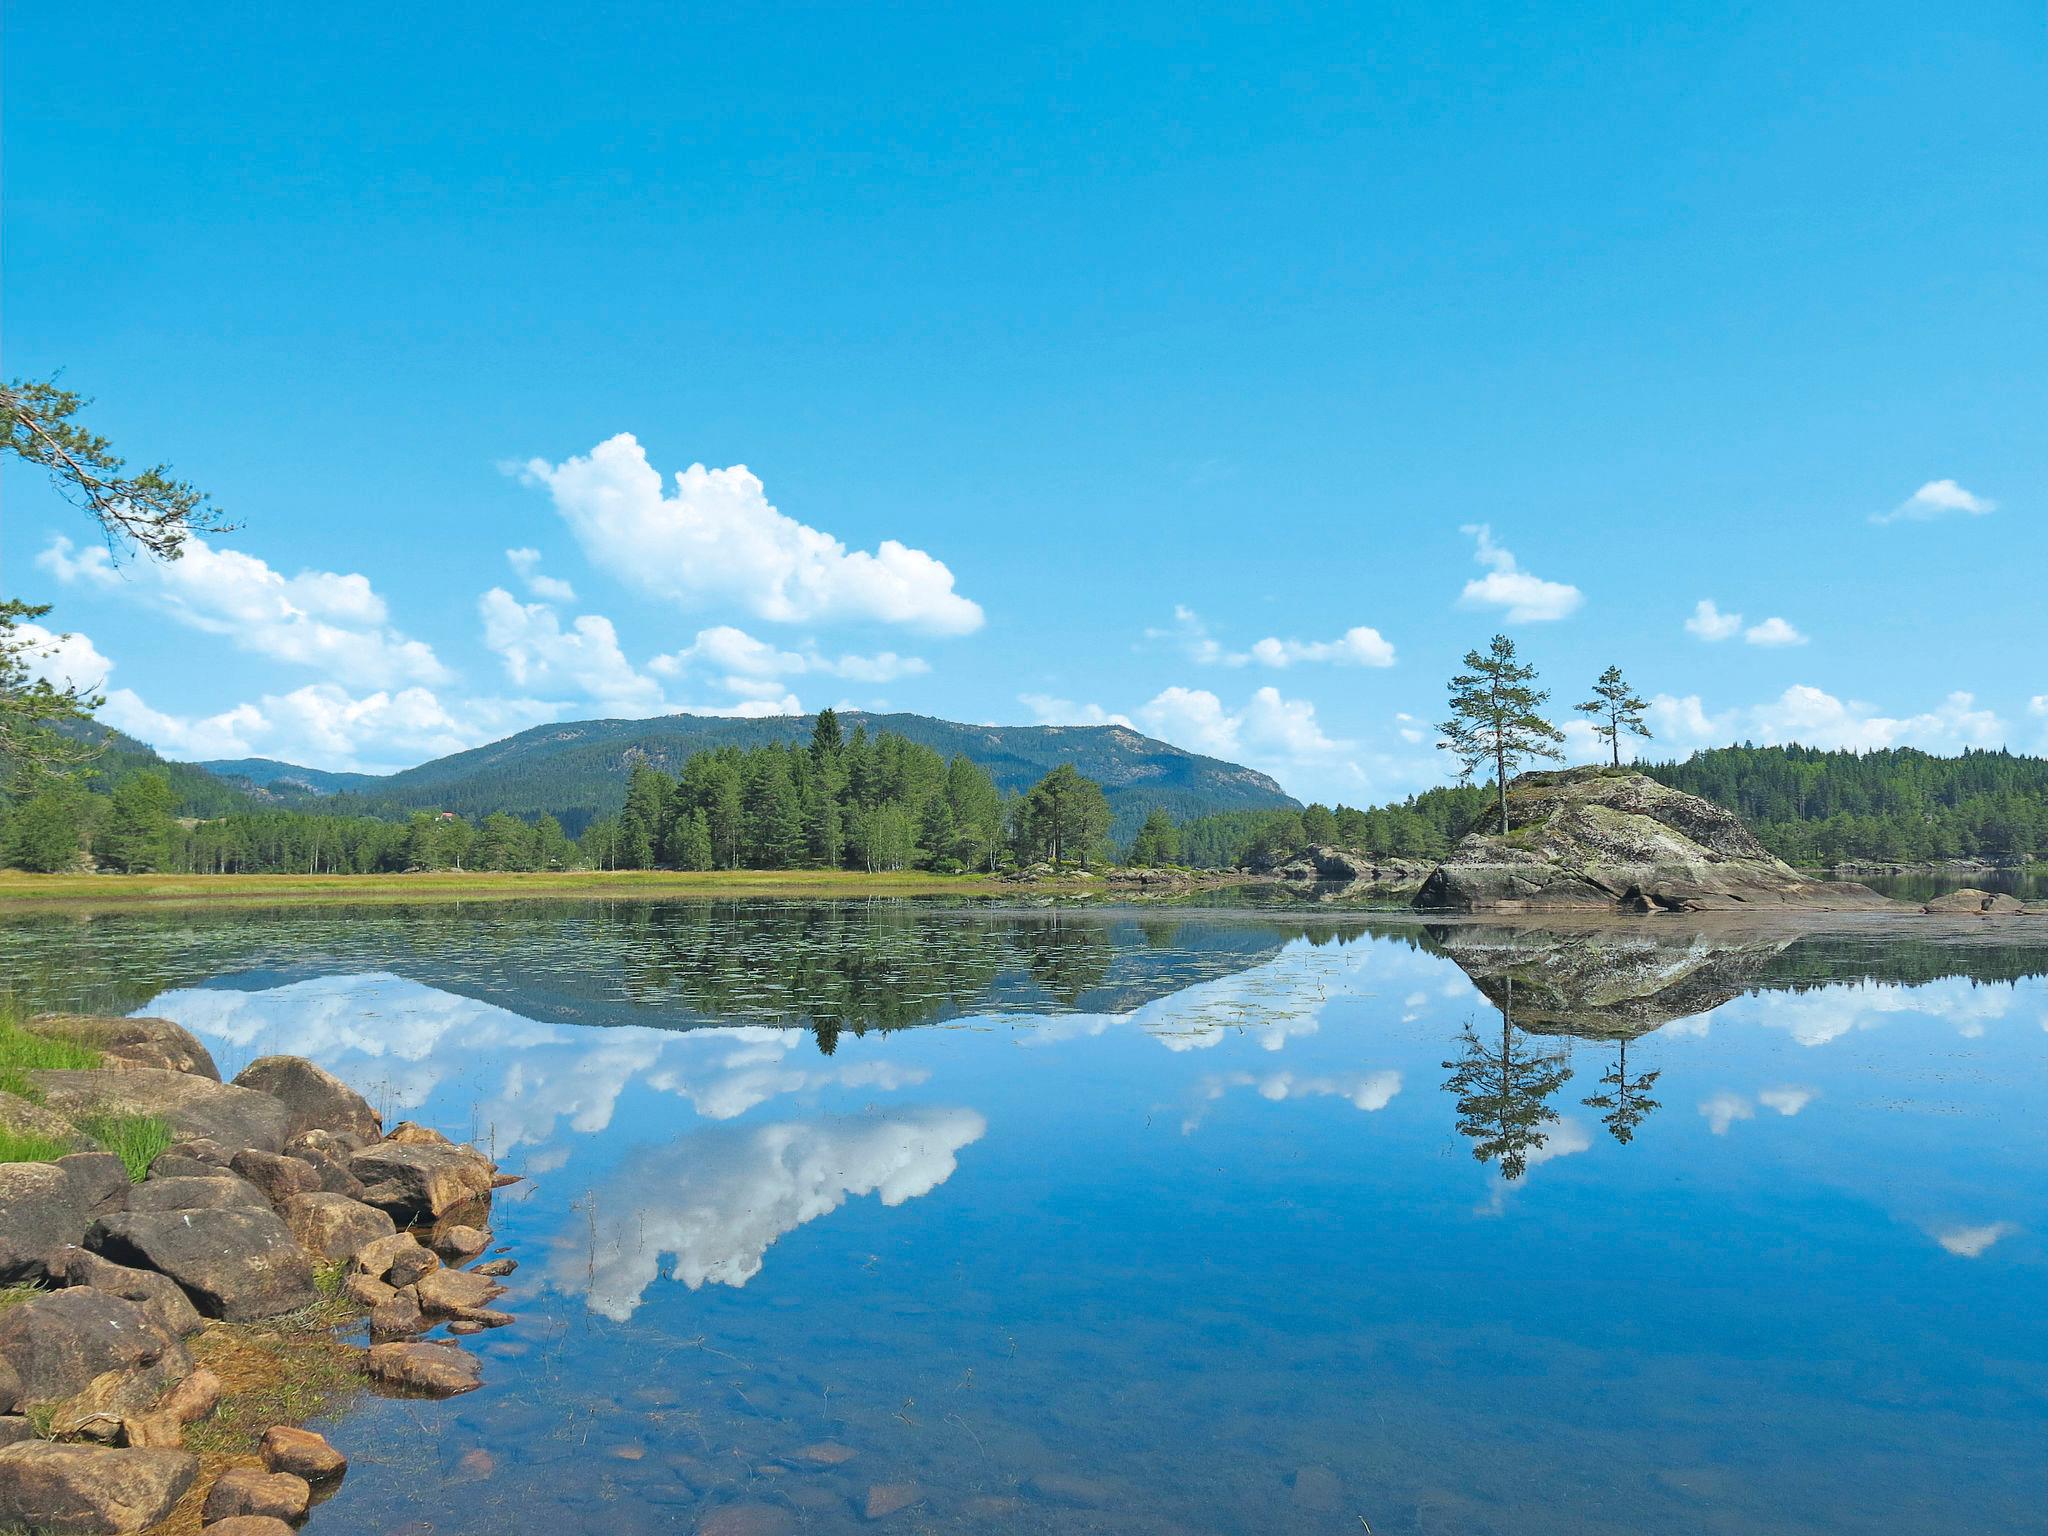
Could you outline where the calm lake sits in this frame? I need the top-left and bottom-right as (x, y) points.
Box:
(0, 901), (2041, 1536)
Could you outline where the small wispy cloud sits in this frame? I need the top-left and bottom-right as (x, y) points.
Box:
(1457, 525), (1583, 622)
(1873, 478), (1997, 525)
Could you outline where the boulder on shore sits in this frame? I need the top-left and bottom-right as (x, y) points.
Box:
(87, 1208), (320, 1322)
(1922, 887), (2035, 916)
(361, 1340), (482, 1397)
(0, 1289), (192, 1418)
(28, 1069), (292, 1155)
(281, 1191), (395, 1262)
(1271, 845), (1434, 900)
(0, 1441), (196, 1534)
(0, 1163), (88, 1284)
(27, 1015), (220, 1082)
(351, 1141), (493, 1224)
(232, 1056), (383, 1142)
(1415, 769), (1895, 915)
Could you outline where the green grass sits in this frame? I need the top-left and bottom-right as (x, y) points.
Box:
(0, 1015), (102, 1102)
(71, 1110), (173, 1182)
(0, 1126), (72, 1164)
(0, 1283), (48, 1316)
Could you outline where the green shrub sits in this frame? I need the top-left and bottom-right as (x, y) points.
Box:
(72, 1111), (172, 1182)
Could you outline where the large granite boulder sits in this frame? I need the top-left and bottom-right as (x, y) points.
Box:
(0, 1441), (196, 1533)
(27, 1014), (221, 1081)
(1415, 769), (1895, 914)
(351, 1140), (493, 1223)
(0, 1288), (191, 1418)
(0, 1092), (89, 1155)
(0, 1162), (87, 1283)
(86, 1208), (320, 1322)
(228, 1148), (321, 1209)
(202, 1465), (312, 1524)
(45, 1247), (204, 1338)
(58, 1153), (131, 1219)
(28, 1069), (291, 1154)
(232, 1056), (383, 1141)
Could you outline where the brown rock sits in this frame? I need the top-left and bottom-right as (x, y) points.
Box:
(153, 1367), (220, 1426)
(452, 1446), (494, 1481)
(0, 1440), (196, 1533)
(86, 1208), (321, 1322)
(368, 1288), (424, 1338)
(57, 1153), (131, 1218)
(0, 1162), (87, 1284)
(413, 1267), (504, 1318)
(201, 1518), (300, 1536)
(382, 1121), (450, 1147)
(232, 1057), (383, 1142)
(471, 1257), (517, 1278)
(47, 1248), (202, 1338)
(864, 1481), (922, 1519)
(28, 1014), (220, 1080)
(0, 1289), (190, 1417)
(795, 1442), (859, 1466)
(431, 1224), (491, 1262)
(349, 1231), (438, 1287)
(127, 1174), (270, 1213)
(361, 1341), (482, 1397)
(201, 1464), (311, 1524)
(260, 1424), (347, 1482)
(229, 1149), (320, 1209)
(350, 1142), (492, 1224)
(280, 1192), (395, 1262)
(344, 1273), (396, 1308)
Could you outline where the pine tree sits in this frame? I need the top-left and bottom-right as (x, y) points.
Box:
(667, 808), (713, 871)
(1438, 634), (1565, 835)
(1128, 808), (1180, 866)
(1576, 664), (1652, 768)
(97, 770), (174, 872)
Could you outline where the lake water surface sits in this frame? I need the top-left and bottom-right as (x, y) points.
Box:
(0, 901), (2041, 1536)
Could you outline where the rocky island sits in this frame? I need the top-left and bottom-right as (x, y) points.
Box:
(0, 1013), (517, 1533)
(1410, 768), (1896, 914)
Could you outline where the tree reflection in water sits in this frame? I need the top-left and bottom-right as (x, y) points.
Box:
(1441, 978), (1574, 1181)
(1581, 1037), (1661, 1144)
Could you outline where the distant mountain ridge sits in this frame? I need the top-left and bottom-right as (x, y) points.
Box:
(198, 711), (1299, 837)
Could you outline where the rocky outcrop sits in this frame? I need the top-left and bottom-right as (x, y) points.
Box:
(27, 1014), (221, 1082)
(1415, 769), (1893, 914)
(1922, 887), (2036, 916)
(0, 1441), (196, 1533)
(0, 1027), (516, 1532)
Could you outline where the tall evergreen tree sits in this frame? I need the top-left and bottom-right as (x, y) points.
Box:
(1576, 664), (1653, 768)
(1015, 763), (1112, 867)
(1438, 634), (1565, 834)
(1128, 808), (1180, 866)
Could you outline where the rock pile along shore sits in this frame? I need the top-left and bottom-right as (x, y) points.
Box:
(0, 1013), (520, 1534)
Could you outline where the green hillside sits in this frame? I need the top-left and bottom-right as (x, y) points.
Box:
(205, 712), (1297, 839)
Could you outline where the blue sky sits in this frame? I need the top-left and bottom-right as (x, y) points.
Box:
(5, 3), (2042, 803)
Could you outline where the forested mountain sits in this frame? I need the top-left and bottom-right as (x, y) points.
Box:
(200, 758), (384, 798)
(206, 712), (1296, 840)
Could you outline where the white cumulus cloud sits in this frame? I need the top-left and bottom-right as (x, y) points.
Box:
(15, 623), (115, 695)
(37, 535), (448, 689)
(1249, 627), (1396, 668)
(479, 589), (665, 709)
(1744, 616), (1808, 647)
(1874, 479), (1997, 524)
(1457, 525), (1583, 622)
(1016, 693), (1136, 729)
(1686, 599), (1745, 641)
(1649, 687), (2007, 755)
(1934, 1221), (2017, 1258)
(523, 434), (983, 634)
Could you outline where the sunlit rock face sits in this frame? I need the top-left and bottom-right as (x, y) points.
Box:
(1421, 924), (1796, 1039)
(1416, 768), (1892, 913)
(545, 1109), (988, 1320)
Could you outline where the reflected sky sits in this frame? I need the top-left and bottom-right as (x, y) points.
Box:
(0, 902), (2042, 1535)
